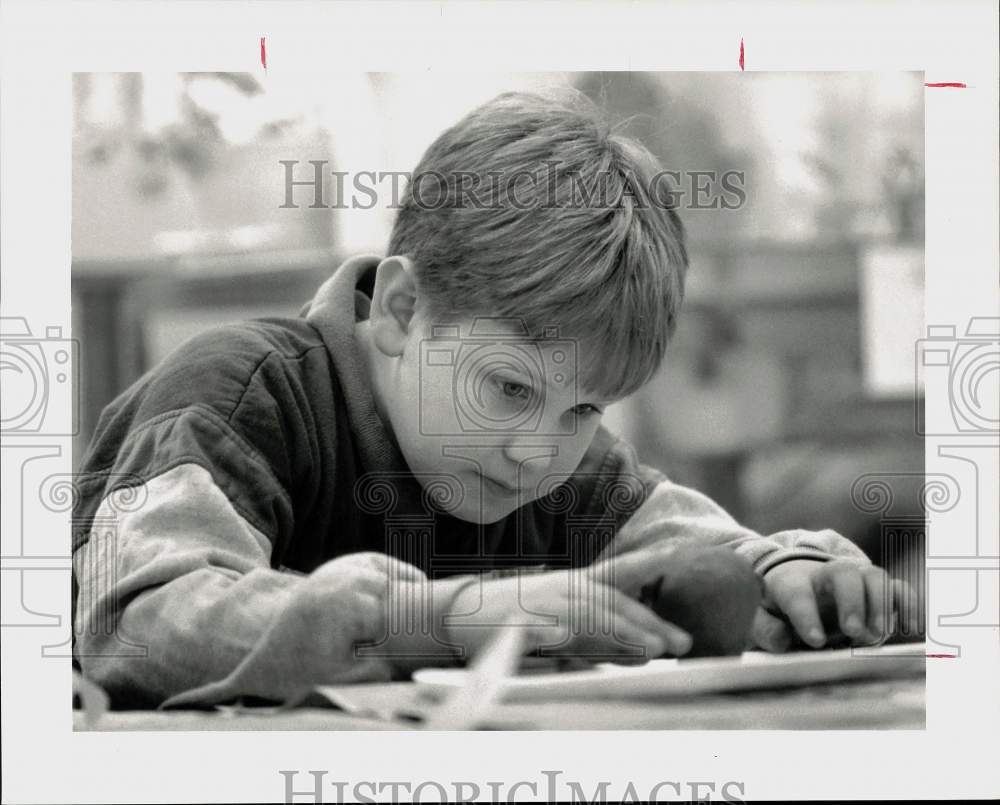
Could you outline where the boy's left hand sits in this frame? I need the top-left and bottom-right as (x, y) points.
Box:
(753, 559), (918, 651)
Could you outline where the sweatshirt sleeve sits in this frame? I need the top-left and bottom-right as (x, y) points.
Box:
(586, 431), (871, 575)
(73, 328), (472, 709)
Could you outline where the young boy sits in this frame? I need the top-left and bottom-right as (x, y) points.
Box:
(73, 90), (913, 709)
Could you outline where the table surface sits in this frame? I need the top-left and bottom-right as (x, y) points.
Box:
(75, 674), (925, 731)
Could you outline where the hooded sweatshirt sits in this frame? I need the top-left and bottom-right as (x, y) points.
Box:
(72, 255), (869, 708)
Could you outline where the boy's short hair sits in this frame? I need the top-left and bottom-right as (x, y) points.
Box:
(388, 89), (689, 400)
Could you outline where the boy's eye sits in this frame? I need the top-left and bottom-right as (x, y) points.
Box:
(572, 403), (604, 416)
(500, 381), (531, 400)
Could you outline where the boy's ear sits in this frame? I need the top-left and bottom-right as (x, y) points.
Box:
(369, 255), (418, 357)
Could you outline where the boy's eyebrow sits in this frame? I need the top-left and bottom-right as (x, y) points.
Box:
(488, 354), (615, 408)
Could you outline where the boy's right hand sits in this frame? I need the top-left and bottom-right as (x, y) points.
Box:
(443, 565), (692, 664)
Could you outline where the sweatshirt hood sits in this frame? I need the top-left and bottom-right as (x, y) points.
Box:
(301, 254), (403, 475)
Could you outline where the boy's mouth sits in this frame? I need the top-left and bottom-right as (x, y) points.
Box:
(478, 473), (522, 497)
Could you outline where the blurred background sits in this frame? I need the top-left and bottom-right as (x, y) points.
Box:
(72, 71), (925, 579)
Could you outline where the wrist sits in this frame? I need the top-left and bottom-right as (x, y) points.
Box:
(377, 575), (480, 673)
(757, 550), (833, 576)
(438, 576), (485, 661)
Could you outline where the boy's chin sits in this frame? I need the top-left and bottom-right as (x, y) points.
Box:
(444, 495), (523, 524)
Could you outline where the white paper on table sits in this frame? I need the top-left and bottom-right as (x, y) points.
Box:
(412, 643), (926, 702)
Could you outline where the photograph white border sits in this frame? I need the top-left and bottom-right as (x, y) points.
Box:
(1, 1), (997, 801)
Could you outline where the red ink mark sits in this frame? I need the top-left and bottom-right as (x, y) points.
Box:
(926, 653), (957, 658)
(925, 82), (966, 88)
(739, 38), (744, 71)
(260, 37), (267, 70)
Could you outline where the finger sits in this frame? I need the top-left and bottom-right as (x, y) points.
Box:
(608, 588), (692, 657)
(539, 580), (684, 661)
(597, 620), (673, 663)
(862, 566), (892, 641)
(589, 544), (676, 596)
(752, 607), (794, 653)
(772, 574), (826, 648)
(548, 606), (670, 663)
(823, 562), (869, 641)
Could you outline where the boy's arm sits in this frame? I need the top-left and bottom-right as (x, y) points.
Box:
(74, 412), (478, 707)
(73, 328), (474, 708)
(583, 431), (910, 649)
(75, 448), (475, 709)
(588, 432), (871, 573)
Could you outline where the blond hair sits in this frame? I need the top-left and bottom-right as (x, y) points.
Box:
(388, 90), (688, 400)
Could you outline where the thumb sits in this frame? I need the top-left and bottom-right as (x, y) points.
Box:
(587, 543), (680, 597)
(752, 607), (795, 653)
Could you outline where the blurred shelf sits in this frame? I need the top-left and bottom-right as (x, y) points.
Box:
(73, 249), (345, 311)
(684, 238), (861, 309)
(73, 247), (342, 279)
(783, 395), (923, 443)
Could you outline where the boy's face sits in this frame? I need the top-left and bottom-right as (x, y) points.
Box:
(370, 307), (612, 524)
